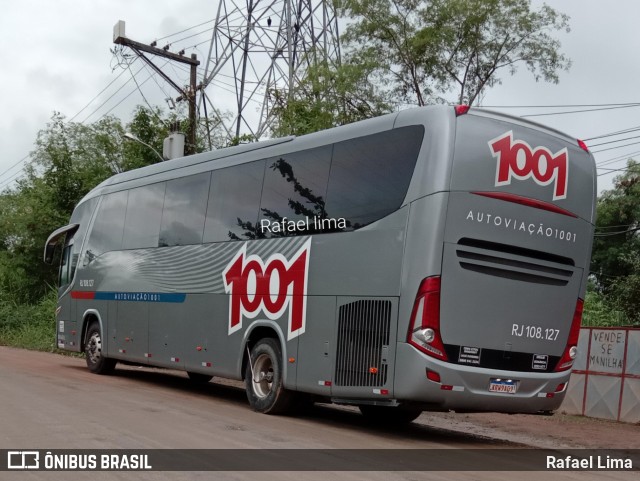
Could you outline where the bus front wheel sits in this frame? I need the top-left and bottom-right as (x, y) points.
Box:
(245, 338), (293, 414)
(84, 322), (116, 375)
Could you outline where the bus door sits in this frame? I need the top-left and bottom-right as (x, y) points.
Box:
(440, 111), (596, 375)
(45, 224), (82, 351)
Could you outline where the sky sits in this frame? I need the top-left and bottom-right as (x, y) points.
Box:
(1, 0), (639, 194)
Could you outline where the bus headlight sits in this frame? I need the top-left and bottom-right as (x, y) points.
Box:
(569, 346), (577, 360)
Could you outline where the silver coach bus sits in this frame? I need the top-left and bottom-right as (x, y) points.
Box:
(44, 105), (596, 422)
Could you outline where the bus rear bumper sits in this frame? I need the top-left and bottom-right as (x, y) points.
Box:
(394, 342), (572, 413)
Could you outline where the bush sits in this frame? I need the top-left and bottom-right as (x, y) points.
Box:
(0, 289), (58, 351)
(582, 290), (628, 327)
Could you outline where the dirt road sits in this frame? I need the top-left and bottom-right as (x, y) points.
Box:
(0, 346), (636, 480)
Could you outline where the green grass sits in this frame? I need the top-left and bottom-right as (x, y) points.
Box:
(0, 290), (58, 351)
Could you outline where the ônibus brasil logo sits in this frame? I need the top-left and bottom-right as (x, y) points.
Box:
(223, 240), (310, 340)
(490, 131), (569, 201)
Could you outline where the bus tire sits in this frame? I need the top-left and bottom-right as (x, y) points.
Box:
(84, 321), (116, 375)
(245, 338), (293, 414)
(359, 404), (423, 424)
(187, 372), (213, 383)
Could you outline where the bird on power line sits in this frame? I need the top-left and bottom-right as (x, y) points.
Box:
(267, 17), (272, 27)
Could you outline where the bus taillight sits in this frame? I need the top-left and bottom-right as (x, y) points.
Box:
(407, 276), (448, 361)
(555, 298), (584, 372)
(454, 105), (470, 116)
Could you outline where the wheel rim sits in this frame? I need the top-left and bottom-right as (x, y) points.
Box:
(86, 331), (102, 365)
(251, 353), (275, 399)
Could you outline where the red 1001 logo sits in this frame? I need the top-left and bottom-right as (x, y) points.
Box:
(490, 131), (569, 201)
(223, 239), (311, 340)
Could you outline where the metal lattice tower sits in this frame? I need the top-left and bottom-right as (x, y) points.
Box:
(201, 0), (341, 142)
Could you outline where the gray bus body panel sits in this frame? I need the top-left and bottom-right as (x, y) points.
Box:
(53, 106), (596, 414)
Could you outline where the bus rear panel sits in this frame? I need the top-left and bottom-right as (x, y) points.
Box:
(396, 108), (596, 413)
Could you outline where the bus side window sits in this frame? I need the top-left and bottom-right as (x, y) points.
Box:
(83, 191), (128, 265)
(159, 173), (210, 247)
(66, 196), (98, 275)
(257, 146), (332, 237)
(122, 183), (165, 249)
(204, 160), (266, 242)
(325, 126), (424, 230)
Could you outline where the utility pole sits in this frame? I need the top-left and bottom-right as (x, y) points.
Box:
(113, 20), (200, 155)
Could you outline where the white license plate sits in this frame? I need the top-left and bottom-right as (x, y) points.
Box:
(489, 379), (518, 394)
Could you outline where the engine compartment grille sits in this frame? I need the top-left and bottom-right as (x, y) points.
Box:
(335, 300), (391, 387)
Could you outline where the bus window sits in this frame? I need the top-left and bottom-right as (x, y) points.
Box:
(58, 243), (73, 288)
(66, 196), (98, 272)
(83, 191), (128, 265)
(258, 146), (332, 237)
(159, 173), (210, 247)
(204, 160), (266, 242)
(122, 183), (165, 249)
(325, 126), (424, 229)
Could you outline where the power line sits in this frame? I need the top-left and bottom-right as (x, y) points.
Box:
(597, 165), (640, 177)
(80, 59), (145, 123)
(127, 62), (169, 127)
(521, 104), (640, 118)
(592, 139), (640, 154)
(584, 126), (640, 142)
(0, 154), (30, 181)
(155, 19), (215, 42)
(594, 226), (640, 237)
(99, 64), (168, 119)
(596, 150), (640, 167)
(596, 224), (635, 230)
(484, 102), (640, 109)
(0, 167), (28, 190)
(68, 68), (129, 122)
(589, 134), (640, 148)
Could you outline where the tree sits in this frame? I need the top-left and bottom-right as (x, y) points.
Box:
(591, 160), (640, 289)
(341, 0), (571, 106)
(270, 58), (392, 137)
(590, 160), (640, 326)
(0, 113), (126, 301)
(0, 106), (181, 302)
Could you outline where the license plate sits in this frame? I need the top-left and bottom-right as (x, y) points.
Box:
(489, 379), (518, 394)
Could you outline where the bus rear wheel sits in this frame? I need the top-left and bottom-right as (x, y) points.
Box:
(245, 338), (293, 414)
(359, 404), (423, 424)
(84, 322), (116, 375)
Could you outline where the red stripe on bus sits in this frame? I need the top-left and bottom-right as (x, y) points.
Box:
(472, 191), (578, 218)
(71, 291), (96, 300)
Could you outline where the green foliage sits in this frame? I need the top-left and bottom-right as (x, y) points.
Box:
(341, 0), (571, 105)
(0, 106), (184, 305)
(590, 160), (640, 326)
(270, 59), (392, 137)
(0, 104), (208, 350)
(0, 289), (58, 351)
(591, 160), (640, 287)
(582, 289), (628, 328)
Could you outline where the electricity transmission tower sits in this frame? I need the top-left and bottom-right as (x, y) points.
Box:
(200, 0), (341, 143)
